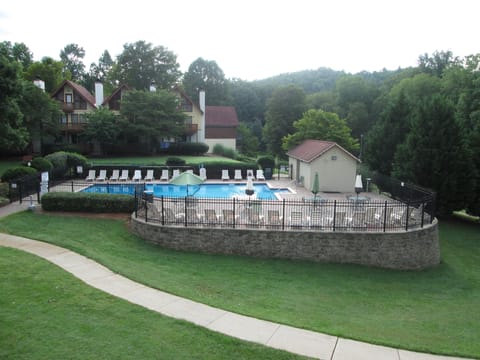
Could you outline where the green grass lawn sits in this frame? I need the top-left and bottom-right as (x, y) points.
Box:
(0, 247), (304, 360)
(88, 155), (244, 166)
(1, 212), (479, 358)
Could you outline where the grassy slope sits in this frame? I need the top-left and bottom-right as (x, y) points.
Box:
(0, 247), (305, 360)
(0, 212), (479, 358)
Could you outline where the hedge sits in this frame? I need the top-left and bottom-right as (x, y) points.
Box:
(1, 166), (38, 182)
(41, 192), (135, 213)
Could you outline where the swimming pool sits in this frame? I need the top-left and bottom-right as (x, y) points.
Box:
(82, 183), (291, 200)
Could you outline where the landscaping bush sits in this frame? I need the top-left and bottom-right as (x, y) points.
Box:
(41, 192), (135, 213)
(1, 166), (38, 182)
(257, 155), (275, 169)
(45, 151), (88, 179)
(29, 157), (53, 172)
(166, 157), (186, 166)
(0, 182), (8, 198)
(212, 143), (225, 156)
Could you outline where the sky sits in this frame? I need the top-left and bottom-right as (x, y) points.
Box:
(1, 0), (479, 81)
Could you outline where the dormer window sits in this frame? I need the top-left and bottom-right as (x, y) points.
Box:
(65, 93), (73, 103)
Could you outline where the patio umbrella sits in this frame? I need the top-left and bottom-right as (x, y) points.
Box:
(312, 172), (320, 199)
(169, 172), (204, 196)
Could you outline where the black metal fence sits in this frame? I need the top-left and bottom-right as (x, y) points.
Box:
(134, 193), (434, 232)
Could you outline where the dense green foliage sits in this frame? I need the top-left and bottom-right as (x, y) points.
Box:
(30, 157), (53, 172)
(256, 155), (275, 169)
(1, 212), (479, 358)
(0, 166), (37, 182)
(41, 192), (135, 213)
(44, 151), (88, 179)
(165, 157), (186, 166)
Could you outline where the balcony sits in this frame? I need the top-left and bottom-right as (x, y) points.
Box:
(59, 122), (86, 132)
(184, 123), (198, 136)
(62, 103), (74, 113)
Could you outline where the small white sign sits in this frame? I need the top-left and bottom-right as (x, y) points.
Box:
(41, 172), (49, 182)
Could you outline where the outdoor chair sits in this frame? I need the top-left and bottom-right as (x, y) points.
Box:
(163, 208), (182, 224)
(185, 208), (201, 224)
(132, 170), (142, 181)
(392, 207), (414, 226)
(85, 169), (96, 181)
(245, 208), (263, 226)
(267, 210), (282, 227)
(234, 169), (242, 180)
(160, 169), (169, 181)
(309, 210), (328, 229)
(109, 169), (120, 181)
(350, 211), (367, 229)
(204, 209), (218, 225)
(334, 211), (346, 229)
(256, 169), (265, 181)
(222, 209), (236, 227)
(289, 211), (304, 227)
(199, 167), (207, 180)
(119, 169), (129, 181)
(221, 169), (230, 181)
(172, 169), (180, 178)
(96, 170), (107, 181)
(144, 169), (155, 181)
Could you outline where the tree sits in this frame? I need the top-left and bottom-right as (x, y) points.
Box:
(0, 41), (33, 70)
(418, 50), (460, 78)
(83, 50), (114, 93)
(282, 109), (359, 153)
(236, 123), (259, 156)
(183, 58), (231, 105)
(81, 108), (119, 155)
(60, 43), (86, 81)
(392, 95), (475, 216)
(24, 57), (64, 93)
(0, 53), (29, 153)
(109, 41), (181, 90)
(118, 90), (185, 152)
(263, 85), (306, 157)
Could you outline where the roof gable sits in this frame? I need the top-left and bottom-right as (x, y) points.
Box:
(51, 80), (96, 107)
(205, 106), (239, 127)
(102, 84), (130, 107)
(287, 140), (360, 163)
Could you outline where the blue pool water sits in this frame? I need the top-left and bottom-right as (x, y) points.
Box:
(82, 183), (291, 200)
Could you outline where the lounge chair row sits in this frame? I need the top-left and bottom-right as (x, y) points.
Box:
(86, 168), (208, 182)
(222, 169), (265, 181)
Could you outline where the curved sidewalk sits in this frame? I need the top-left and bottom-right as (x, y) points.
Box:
(0, 205), (473, 360)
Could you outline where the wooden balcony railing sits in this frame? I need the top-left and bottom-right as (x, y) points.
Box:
(184, 123), (198, 136)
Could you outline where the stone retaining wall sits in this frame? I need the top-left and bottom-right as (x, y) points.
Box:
(130, 216), (440, 270)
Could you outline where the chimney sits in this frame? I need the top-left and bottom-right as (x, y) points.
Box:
(149, 81), (156, 92)
(95, 80), (104, 107)
(198, 90), (206, 143)
(33, 76), (45, 92)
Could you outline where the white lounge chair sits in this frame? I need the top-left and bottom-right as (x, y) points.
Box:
(256, 169), (265, 181)
(234, 169), (242, 180)
(132, 170), (142, 181)
(199, 167), (207, 180)
(144, 169), (154, 181)
(85, 170), (96, 181)
(221, 169), (230, 181)
(160, 169), (169, 181)
(172, 169), (180, 178)
(119, 169), (129, 181)
(110, 169), (120, 181)
(96, 169), (107, 181)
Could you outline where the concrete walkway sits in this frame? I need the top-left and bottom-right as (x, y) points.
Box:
(0, 203), (473, 360)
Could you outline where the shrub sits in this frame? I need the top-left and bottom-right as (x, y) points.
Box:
(45, 151), (88, 179)
(1, 166), (38, 182)
(0, 182), (9, 197)
(212, 143), (225, 155)
(41, 192), (135, 213)
(257, 155), (275, 169)
(167, 142), (209, 155)
(30, 157), (53, 172)
(166, 157), (186, 166)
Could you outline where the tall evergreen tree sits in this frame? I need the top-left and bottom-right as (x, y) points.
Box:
(392, 95), (475, 216)
(263, 85), (306, 158)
